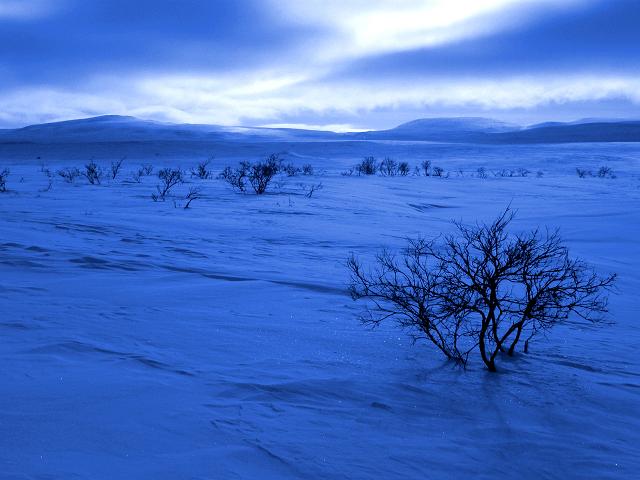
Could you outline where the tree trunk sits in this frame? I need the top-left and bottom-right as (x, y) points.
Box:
(508, 324), (523, 356)
(479, 329), (497, 372)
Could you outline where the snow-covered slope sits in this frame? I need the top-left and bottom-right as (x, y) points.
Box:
(0, 115), (344, 143)
(354, 117), (520, 141)
(4, 115), (640, 145)
(0, 140), (638, 479)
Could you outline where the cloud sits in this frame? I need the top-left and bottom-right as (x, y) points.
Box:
(276, 0), (588, 60)
(0, 0), (638, 127)
(3, 72), (639, 128)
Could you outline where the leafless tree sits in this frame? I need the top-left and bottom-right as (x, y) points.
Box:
(152, 168), (183, 201)
(348, 210), (615, 372)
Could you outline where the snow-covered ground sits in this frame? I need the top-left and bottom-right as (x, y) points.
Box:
(0, 141), (639, 479)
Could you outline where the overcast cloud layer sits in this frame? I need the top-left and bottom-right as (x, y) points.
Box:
(0, 0), (638, 129)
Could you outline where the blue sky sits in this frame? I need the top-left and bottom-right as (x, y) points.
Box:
(0, 0), (638, 129)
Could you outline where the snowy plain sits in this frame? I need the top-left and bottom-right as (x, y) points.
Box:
(0, 139), (639, 479)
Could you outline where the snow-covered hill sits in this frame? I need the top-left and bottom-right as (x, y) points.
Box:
(4, 115), (640, 144)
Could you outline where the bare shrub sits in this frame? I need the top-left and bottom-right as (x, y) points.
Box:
(282, 163), (300, 177)
(302, 164), (314, 176)
(536, 170), (544, 178)
(110, 157), (125, 180)
(348, 210), (615, 372)
(152, 168), (183, 201)
(57, 167), (81, 183)
(133, 164), (154, 183)
(219, 155), (280, 194)
(302, 182), (323, 198)
(356, 156), (377, 176)
(191, 159), (212, 179)
(398, 162), (411, 176)
(498, 169), (520, 178)
(40, 167), (53, 192)
(0, 169), (9, 192)
(476, 167), (487, 179)
(576, 168), (592, 178)
(597, 166), (616, 179)
(379, 157), (398, 176)
(84, 161), (103, 185)
(432, 166), (445, 177)
(341, 168), (355, 176)
(248, 157), (280, 194)
(184, 186), (202, 209)
(420, 160), (432, 176)
(219, 162), (249, 192)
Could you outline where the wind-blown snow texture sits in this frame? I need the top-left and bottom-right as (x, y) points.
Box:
(0, 139), (639, 479)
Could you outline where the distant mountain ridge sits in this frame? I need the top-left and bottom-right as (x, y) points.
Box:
(2, 115), (640, 144)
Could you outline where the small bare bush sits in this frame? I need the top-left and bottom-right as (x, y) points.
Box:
(191, 159), (212, 179)
(133, 164), (154, 183)
(58, 167), (81, 183)
(219, 154), (281, 195)
(40, 167), (53, 192)
(356, 156), (377, 176)
(84, 161), (103, 185)
(432, 166), (445, 177)
(302, 182), (323, 198)
(110, 157), (125, 180)
(184, 186), (203, 209)
(420, 160), (432, 176)
(0, 169), (9, 192)
(302, 164), (314, 175)
(219, 162), (249, 192)
(282, 163), (300, 177)
(597, 166), (616, 179)
(348, 210), (615, 372)
(248, 157), (280, 194)
(576, 168), (592, 178)
(398, 162), (411, 176)
(152, 168), (183, 201)
(379, 157), (398, 176)
(476, 167), (487, 179)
